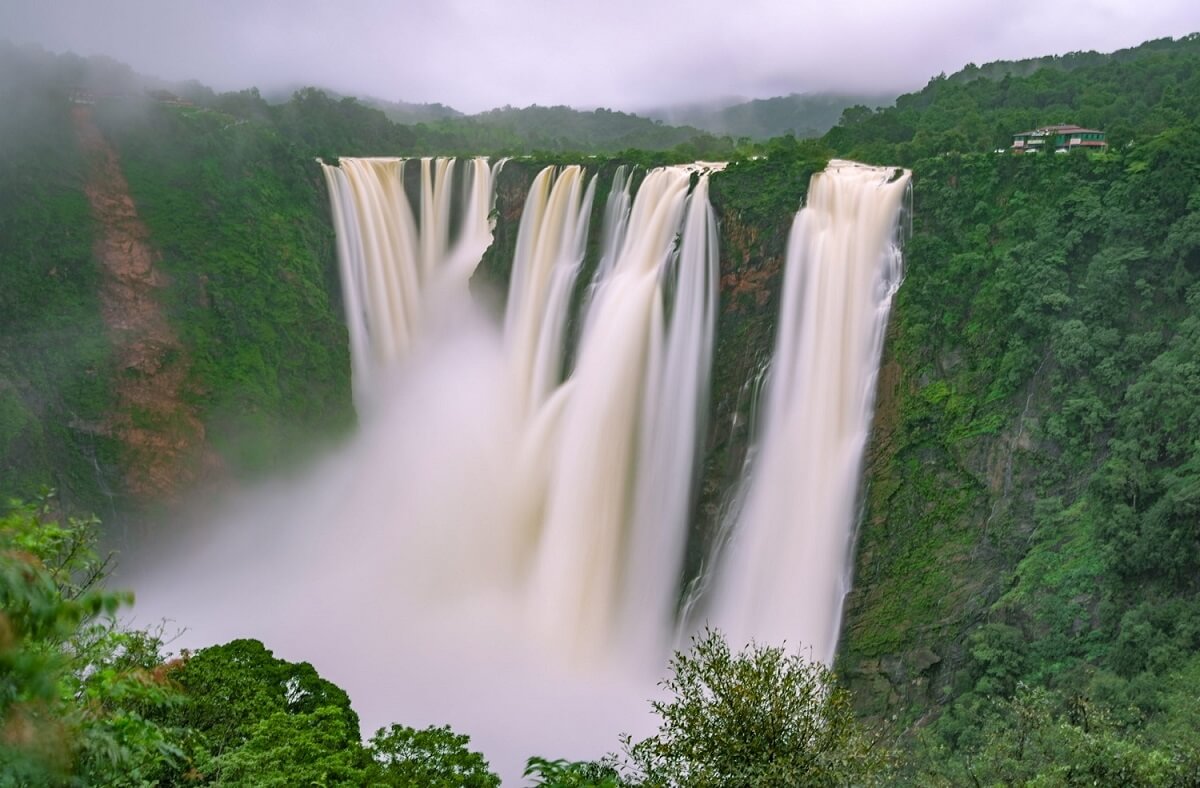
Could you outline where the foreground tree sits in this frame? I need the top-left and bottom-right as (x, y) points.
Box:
(162, 639), (502, 785)
(368, 723), (499, 787)
(524, 756), (625, 787)
(0, 497), (186, 785)
(624, 629), (889, 787)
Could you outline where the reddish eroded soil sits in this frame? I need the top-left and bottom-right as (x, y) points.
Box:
(71, 106), (211, 502)
(719, 258), (782, 309)
(718, 217), (783, 310)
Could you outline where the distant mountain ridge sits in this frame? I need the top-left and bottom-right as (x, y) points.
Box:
(262, 85), (465, 125)
(645, 92), (897, 140)
(947, 32), (1200, 84)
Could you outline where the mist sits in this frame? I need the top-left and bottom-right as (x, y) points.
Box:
(3, 0), (1197, 113)
(119, 296), (661, 782)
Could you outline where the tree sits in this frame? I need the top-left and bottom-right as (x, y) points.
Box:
(164, 638), (359, 750)
(921, 684), (1200, 786)
(367, 723), (499, 787)
(0, 496), (186, 785)
(624, 629), (889, 787)
(524, 756), (625, 787)
(210, 706), (369, 787)
(159, 638), (366, 784)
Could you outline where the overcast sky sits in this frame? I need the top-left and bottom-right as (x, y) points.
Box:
(3, 0), (1198, 112)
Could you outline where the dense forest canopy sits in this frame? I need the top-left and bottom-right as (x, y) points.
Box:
(828, 33), (1200, 163)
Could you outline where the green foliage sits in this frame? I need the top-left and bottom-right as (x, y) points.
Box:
(421, 104), (732, 156)
(920, 684), (1200, 786)
(524, 756), (626, 787)
(0, 500), (507, 786)
(648, 92), (896, 141)
(711, 136), (833, 228)
(198, 85), (735, 159)
(367, 724), (499, 787)
(623, 630), (889, 787)
(163, 638), (358, 756)
(826, 33), (1200, 163)
(0, 45), (119, 512)
(270, 87), (419, 159)
(92, 96), (355, 477)
(830, 33), (1200, 784)
(0, 496), (186, 786)
(159, 639), (508, 786)
(209, 706), (369, 787)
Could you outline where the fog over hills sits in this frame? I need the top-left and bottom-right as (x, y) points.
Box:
(644, 92), (899, 140)
(2, 0), (1195, 111)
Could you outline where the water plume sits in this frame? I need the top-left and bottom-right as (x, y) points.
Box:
(708, 160), (912, 663)
(129, 154), (910, 780)
(130, 157), (723, 780)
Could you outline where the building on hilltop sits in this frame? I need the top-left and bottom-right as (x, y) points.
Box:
(1011, 124), (1107, 154)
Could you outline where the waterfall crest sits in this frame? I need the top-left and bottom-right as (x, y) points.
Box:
(710, 160), (912, 663)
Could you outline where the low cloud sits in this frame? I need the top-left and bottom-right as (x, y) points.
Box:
(3, 1), (1197, 114)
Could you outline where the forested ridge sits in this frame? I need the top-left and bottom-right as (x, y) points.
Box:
(645, 91), (898, 141)
(3, 32), (1200, 785)
(821, 31), (1200, 783)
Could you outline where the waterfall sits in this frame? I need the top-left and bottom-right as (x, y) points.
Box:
(318, 155), (905, 665)
(319, 156), (501, 406)
(132, 154), (908, 779)
(503, 165), (597, 416)
(710, 160), (912, 664)
(318, 157), (721, 663)
(522, 166), (719, 658)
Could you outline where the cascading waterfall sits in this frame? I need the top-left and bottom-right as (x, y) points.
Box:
(709, 160), (912, 664)
(320, 157), (721, 662)
(621, 173), (718, 652)
(523, 166), (719, 657)
(319, 156), (501, 405)
(132, 154), (908, 780)
(503, 165), (597, 417)
(319, 155), (906, 664)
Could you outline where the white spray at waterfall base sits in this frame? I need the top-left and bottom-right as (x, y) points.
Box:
(128, 158), (721, 780)
(127, 156), (910, 781)
(125, 306), (653, 781)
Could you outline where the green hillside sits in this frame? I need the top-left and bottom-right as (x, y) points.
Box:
(0, 44), (119, 515)
(827, 33), (1200, 162)
(650, 91), (897, 140)
(181, 83), (735, 157)
(443, 104), (730, 154)
(813, 31), (1200, 782)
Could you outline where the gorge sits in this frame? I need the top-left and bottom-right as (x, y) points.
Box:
(124, 155), (911, 777)
(319, 154), (911, 668)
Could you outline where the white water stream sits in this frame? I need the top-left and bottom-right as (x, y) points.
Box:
(129, 155), (908, 781)
(710, 160), (912, 663)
